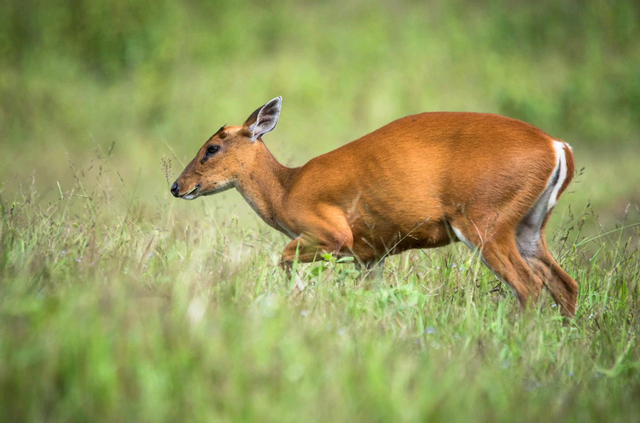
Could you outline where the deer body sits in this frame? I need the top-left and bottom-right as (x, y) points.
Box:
(172, 97), (578, 316)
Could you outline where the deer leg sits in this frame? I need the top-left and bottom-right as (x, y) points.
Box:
(452, 223), (543, 309)
(532, 238), (578, 317)
(516, 197), (578, 317)
(480, 232), (544, 309)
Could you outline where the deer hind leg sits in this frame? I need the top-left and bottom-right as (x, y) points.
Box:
(529, 238), (577, 317)
(515, 140), (577, 316)
(451, 223), (543, 309)
(517, 207), (577, 316)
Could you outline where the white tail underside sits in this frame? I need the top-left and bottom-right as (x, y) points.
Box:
(548, 140), (569, 212)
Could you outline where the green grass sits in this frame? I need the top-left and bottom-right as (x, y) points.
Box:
(1, 153), (639, 423)
(2, 0), (640, 420)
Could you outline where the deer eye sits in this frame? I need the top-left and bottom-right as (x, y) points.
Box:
(206, 145), (220, 156)
(201, 145), (220, 164)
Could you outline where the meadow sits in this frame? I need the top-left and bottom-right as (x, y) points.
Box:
(1, 0), (640, 421)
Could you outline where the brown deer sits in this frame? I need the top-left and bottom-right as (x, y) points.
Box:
(171, 97), (577, 316)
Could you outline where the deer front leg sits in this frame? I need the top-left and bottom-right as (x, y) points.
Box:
(279, 227), (355, 288)
(279, 212), (355, 287)
(279, 236), (329, 292)
(280, 227), (356, 266)
(280, 236), (329, 269)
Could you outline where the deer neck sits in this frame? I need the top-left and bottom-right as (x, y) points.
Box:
(234, 141), (298, 237)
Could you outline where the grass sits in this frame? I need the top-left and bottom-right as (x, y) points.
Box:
(2, 0), (640, 420)
(1, 150), (639, 423)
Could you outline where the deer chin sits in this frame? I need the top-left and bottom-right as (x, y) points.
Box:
(199, 181), (235, 197)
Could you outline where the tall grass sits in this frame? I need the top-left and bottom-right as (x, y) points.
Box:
(1, 0), (640, 421)
(1, 141), (640, 422)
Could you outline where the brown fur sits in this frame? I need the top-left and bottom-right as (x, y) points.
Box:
(173, 105), (578, 316)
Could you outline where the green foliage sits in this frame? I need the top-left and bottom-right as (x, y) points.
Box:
(1, 1), (640, 421)
(1, 158), (639, 422)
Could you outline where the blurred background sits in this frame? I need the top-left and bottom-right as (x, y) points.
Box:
(2, 3), (640, 420)
(1, 0), (639, 226)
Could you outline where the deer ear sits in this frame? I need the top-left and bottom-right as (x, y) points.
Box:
(243, 96), (282, 141)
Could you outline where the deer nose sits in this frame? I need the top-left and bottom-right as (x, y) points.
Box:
(170, 181), (180, 197)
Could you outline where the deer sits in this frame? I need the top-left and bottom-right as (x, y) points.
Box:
(171, 96), (578, 316)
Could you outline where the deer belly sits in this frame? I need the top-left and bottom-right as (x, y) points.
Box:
(349, 216), (452, 260)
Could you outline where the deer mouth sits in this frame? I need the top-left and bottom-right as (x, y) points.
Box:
(182, 184), (201, 200)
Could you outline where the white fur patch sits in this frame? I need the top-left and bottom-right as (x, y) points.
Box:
(451, 226), (475, 251)
(547, 141), (569, 211)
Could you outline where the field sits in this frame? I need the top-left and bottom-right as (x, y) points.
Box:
(1, 0), (640, 421)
